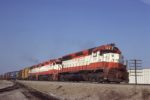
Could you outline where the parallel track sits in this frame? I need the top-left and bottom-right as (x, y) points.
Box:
(0, 81), (59, 100)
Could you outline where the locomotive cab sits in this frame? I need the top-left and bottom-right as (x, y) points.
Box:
(91, 44), (128, 83)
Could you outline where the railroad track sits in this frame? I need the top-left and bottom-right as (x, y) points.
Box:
(20, 79), (150, 86)
(54, 80), (150, 86)
(0, 81), (59, 100)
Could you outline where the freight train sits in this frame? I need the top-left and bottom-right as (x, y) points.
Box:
(0, 43), (129, 83)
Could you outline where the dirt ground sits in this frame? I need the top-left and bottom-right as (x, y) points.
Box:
(0, 80), (28, 100)
(17, 81), (150, 100)
(0, 89), (28, 100)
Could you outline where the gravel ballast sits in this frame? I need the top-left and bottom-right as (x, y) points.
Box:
(17, 81), (150, 100)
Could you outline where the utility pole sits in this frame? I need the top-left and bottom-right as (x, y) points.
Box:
(134, 60), (137, 84)
(129, 59), (142, 85)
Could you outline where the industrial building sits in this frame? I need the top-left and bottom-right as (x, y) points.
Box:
(128, 68), (150, 84)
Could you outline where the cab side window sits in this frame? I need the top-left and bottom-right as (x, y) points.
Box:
(93, 53), (97, 57)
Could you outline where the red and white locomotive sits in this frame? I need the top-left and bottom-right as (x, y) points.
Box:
(29, 43), (128, 83)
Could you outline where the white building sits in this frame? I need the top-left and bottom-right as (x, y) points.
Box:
(128, 69), (150, 84)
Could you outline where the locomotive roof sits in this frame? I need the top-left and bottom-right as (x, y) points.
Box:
(62, 43), (121, 60)
(29, 59), (61, 68)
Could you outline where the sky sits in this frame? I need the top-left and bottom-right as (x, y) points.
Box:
(0, 0), (150, 74)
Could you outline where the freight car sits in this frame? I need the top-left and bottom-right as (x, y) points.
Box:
(1, 43), (128, 83)
(3, 71), (19, 80)
(0, 75), (4, 80)
(19, 68), (30, 80)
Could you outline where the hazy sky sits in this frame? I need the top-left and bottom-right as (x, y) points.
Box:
(0, 0), (150, 74)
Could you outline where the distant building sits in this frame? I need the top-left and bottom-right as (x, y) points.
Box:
(128, 69), (150, 84)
